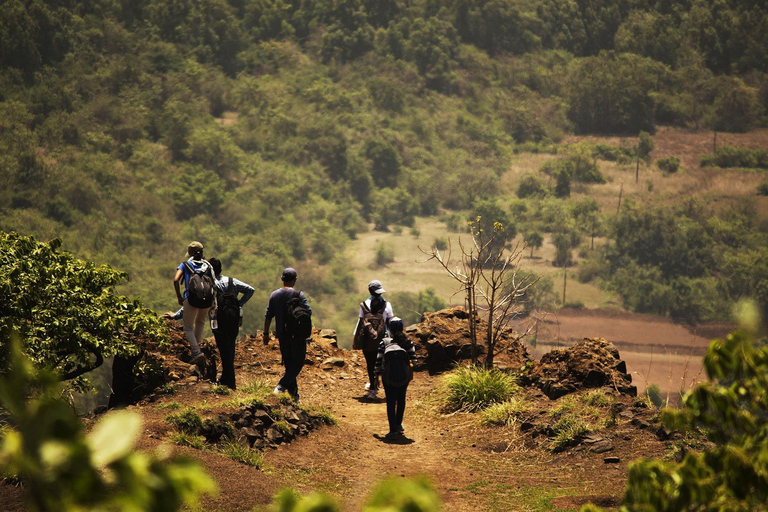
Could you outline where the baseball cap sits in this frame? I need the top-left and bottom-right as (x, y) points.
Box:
(281, 267), (298, 281)
(186, 241), (204, 258)
(368, 280), (386, 294)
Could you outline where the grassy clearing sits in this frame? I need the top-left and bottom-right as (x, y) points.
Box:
(442, 366), (519, 412)
(219, 437), (264, 468)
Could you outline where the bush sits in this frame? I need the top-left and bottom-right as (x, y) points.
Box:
(442, 366), (519, 412)
(700, 146), (768, 169)
(165, 410), (204, 434)
(758, 183), (768, 196)
(656, 155), (680, 173)
(374, 241), (395, 266)
(516, 173), (548, 198)
(433, 237), (448, 251)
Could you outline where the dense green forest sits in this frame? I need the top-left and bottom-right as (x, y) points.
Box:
(2, 0), (767, 332)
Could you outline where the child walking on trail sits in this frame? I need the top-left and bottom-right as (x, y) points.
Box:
(375, 317), (416, 440)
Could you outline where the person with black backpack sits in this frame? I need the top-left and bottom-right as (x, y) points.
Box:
(263, 267), (312, 401)
(353, 280), (394, 400)
(374, 317), (416, 440)
(207, 258), (254, 390)
(173, 241), (216, 365)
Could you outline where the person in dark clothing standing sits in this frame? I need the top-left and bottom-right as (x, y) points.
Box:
(375, 317), (416, 439)
(353, 280), (394, 399)
(263, 267), (311, 401)
(209, 258), (254, 390)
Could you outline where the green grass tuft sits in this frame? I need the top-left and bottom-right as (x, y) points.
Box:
(219, 437), (264, 468)
(165, 410), (204, 434)
(203, 384), (233, 395)
(170, 432), (207, 450)
(442, 366), (519, 412)
(580, 389), (614, 407)
(480, 397), (530, 426)
(550, 413), (590, 452)
(305, 405), (338, 426)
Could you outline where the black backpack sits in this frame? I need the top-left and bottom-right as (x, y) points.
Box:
(382, 338), (412, 387)
(215, 277), (240, 335)
(284, 289), (312, 342)
(184, 261), (215, 308)
(359, 299), (387, 352)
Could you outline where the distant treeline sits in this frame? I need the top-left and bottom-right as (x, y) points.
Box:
(1, 0), (766, 328)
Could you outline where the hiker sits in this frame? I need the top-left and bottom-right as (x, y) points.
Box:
(208, 257), (254, 390)
(352, 279), (394, 399)
(375, 317), (416, 439)
(173, 241), (216, 364)
(263, 267), (312, 401)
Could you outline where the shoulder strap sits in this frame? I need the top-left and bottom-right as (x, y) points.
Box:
(227, 277), (234, 292)
(293, 289), (301, 300)
(183, 261), (195, 273)
(360, 301), (370, 314)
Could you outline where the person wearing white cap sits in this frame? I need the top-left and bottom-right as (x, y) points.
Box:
(173, 241), (215, 365)
(353, 279), (394, 399)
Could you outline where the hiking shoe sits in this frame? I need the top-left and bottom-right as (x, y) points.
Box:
(384, 431), (401, 440)
(273, 384), (286, 394)
(291, 393), (301, 404)
(190, 352), (205, 365)
(367, 389), (378, 399)
(398, 424), (405, 433)
(364, 382), (371, 391)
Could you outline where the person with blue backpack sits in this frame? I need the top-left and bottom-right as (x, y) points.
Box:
(375, 317), (416, 440)
(173, 241), (216, 365)
(263, 267), (312, 402)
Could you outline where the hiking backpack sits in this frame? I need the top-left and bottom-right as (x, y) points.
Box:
(215, 277), (240, 335)
(382, 338), (413, 387)
(359, 299), (387, 352)
(284, 289), (312, 342)
(184, 261), (215, 308)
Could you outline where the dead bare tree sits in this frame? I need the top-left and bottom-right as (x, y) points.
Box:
(421, 219), (539, 368)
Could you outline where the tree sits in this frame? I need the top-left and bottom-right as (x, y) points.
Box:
(422, 220), (538, 368)
(524, 231), (544, 258)
(635, 131), (653, 183)
(0, 232), (167, 390)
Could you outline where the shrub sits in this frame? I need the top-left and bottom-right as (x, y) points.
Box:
(516, 173), (548, 198)
(580, 390), (614, 407)
(657, 155), (680, 173)
(700, 146), (768, 169)
(433, 237), (448, 251)
(374, 241), (395, 266)
(442, 366), (519, 412)
(758, 183), (768, 196)
(646, 383), (664, 407)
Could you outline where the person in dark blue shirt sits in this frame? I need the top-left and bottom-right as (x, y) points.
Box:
(263, 267), (311, 401)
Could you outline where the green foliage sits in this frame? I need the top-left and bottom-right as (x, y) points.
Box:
(389, 288), (448, 326)
(710, 77), (764, 132)
(171, 432), (208, 450)
(365, 475), (441, 511)
(580, 390), (614, 408)
(587, 313), (768, 512)
(645, 383), (664, 408)
(442, 366), (519, 412)
(567, 51), (666, 134)
(758, 183), (768, 196)
(516, 174), (548, 199)
(0, 337), (216, 511)
(656, 156), (680, 173)
(700, 146), (768, 169)
(0, 232), (167, 390)
(204, 384), (233, 395)
(550, 413), (589, 452)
